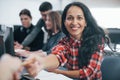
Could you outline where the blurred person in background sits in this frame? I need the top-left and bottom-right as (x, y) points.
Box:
(14, 9), (44, 51)
(16, 11), (65, 57)
(21, 1), (53, 47)
(42, 11), (65, 54)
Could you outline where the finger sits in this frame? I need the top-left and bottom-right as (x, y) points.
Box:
(27, 66), (37, 77)
(26, 62), (40, 77)
(30, 69), (38, 77)
(22, 56), (36, 67)
(15, 42), (19, 46)
(14, 41), (18, 45)
(38, 50), (43, 53)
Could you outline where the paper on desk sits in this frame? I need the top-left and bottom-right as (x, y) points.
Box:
(35, 70), (72, 80)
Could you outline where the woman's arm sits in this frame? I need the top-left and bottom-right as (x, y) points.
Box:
(23, 44), (68, 77)
(23, 54), (60, 77)
(42, 54), (60, 69)
(50, 50), (103, 79)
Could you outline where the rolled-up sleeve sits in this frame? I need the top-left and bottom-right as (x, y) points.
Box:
(52, 44), (68, 66)
(79, 46), (103, 79)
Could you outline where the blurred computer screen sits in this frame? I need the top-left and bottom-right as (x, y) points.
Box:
(0, 35), (5, 57)
(108, 28), (120, 44)
(3, 27), (15, 56)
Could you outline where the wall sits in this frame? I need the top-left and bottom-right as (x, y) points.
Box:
(0, 0), (120, 28)
(0, 0), (61, 25)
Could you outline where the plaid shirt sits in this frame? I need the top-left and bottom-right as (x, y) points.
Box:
(52, 37), (104, 80)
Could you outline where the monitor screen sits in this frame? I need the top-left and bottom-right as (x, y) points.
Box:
(107, 28), (120, 44)
(0, 25), (1, 31)
(0, 35), (5, 57)
(3, 27), (15, 56)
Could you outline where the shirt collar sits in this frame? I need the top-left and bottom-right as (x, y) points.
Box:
(69, 36), (81, 47)
(20, 24), (33, 33)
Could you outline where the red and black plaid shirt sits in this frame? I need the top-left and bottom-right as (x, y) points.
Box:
(52, 37), (104, 80)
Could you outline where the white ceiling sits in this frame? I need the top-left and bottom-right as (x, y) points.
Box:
(24, 0), (120, 8)
(74, 0), (120, 8)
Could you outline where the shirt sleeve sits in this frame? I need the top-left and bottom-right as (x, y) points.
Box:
(79, 44), (104, 79)
(30, 30), (44, 51)
(52, 44), (68, 66)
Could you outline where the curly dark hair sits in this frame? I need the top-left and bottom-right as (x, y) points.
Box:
(62, 2), (105, 68)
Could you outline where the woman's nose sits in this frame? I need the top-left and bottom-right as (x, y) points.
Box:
(72, 18), (78, 25)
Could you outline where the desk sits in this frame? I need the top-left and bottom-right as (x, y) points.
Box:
(35, 70), (72, 80)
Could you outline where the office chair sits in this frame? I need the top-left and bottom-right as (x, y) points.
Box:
(101, 56), (120, 80)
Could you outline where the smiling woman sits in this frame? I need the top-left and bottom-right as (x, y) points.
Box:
(64, 6), (87, 40)
(23, 2), (105, 80)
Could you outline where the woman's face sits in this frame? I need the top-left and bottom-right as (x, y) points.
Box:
(64, 6), (86, 40)
(20, 14), (32, 28)
(45, 15), (53, 30)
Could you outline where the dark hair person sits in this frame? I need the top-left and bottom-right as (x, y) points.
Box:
(62, 2), (105, 68)
(39, 1), (52, 12)
(23, 2), (105, 80)
(19, 9), (32, 19)
(22, 1), (52, 46)
(14, 9), (44, 51)
(19, 9), (32, 28)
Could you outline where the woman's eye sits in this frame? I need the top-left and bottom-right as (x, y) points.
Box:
(66, 17), (73, 21)
(77, 17), (83, 20)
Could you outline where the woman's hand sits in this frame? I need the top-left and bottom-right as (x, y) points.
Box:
(23, 54), (45, 77)
(15, 49), (30, 57)
(14, 42), (30, 51)
(31, 50), (47, 57)
(15, 49), (47, 58)
(14, 41), (23, 49)
(23, 54), (60, 77)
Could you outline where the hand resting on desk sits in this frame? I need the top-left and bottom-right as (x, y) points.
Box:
(15, 49), (47, 57)
(23, 53), (45, 77)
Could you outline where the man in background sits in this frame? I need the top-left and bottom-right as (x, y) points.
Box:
(22, 1), (53, 46)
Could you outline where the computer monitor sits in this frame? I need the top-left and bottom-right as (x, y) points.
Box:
(0, 25), (1, 31)
(0, 35), (5, 57)
(3, 27), (15, 56)
(107, 28), (120, 44)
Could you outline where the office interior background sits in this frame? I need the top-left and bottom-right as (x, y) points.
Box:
(0, 0), (120, 52)
(0, 0), (120, 79)
(0, 0), (120, 29)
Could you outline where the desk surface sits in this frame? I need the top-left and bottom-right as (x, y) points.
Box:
(35, 70), (72, 80)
